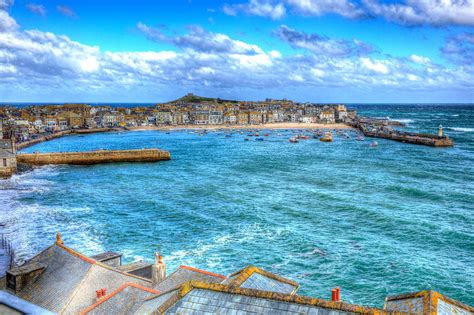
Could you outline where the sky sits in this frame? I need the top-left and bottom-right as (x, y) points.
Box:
(0, 0), (473, 103)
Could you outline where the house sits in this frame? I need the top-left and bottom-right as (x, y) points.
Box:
(249, 111), (263, 125)
(3, 234), (472, 314)
(319, 110), (335, 124)
(208, 111), (223, 125)
(56, 111), (84, 129)
(237, 111), (249, 125)
(190, 110), (209, 125)
(223, 112), (237, 125)
(0, 138), (16, 178)
(156, 111), (172, 125)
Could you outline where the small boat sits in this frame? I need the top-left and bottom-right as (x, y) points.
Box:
(225, 134), (232, 138)
(255, 133), (260, 137)
(356, 135), (365, 141)
(320, 132), (333, 142)
(244, 138), (250, 141)
(289, 137), (298, 143)
(369, 141), (378, 147)
(264, 133), (270, 137)
(256, 137), (264, 141)
(297, 135), (310, 140)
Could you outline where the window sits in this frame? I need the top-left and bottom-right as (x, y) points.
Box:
(2, 158), (6, 167)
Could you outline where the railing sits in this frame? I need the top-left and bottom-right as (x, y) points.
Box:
(0, 234), (15, 277)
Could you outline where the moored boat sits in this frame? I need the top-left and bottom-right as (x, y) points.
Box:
(320, 132), (333, 142)
(289, 137), (298, 143)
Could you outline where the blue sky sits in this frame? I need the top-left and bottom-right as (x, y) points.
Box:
(1, 0), (473, 102)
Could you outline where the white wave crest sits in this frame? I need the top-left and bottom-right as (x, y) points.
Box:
(447, 127), (474, 132)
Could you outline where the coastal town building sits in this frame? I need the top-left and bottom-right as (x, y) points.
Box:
(0, 138), (17, 178)
(0, 95), (357, 145)
(1, 234), (472, 314)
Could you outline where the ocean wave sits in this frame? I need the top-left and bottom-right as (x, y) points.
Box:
(390, 118), (415, 124)
(447, 127), (474, 132)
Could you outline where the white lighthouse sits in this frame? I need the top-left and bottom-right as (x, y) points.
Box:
(438, 125), (443, 138)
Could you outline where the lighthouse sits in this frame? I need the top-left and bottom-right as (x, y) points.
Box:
(438, 125), (443, 138)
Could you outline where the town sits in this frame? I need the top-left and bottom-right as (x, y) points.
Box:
(0, 93), (355, 143)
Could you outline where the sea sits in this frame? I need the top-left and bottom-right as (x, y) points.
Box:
(0, 104), (473, 307)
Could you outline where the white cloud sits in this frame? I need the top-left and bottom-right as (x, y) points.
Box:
(410, 54), (431, 65)
(223, 0), (286, 20)
(287, 0), (364, 18)
(0, 2), (472, 101)
(363, 0), (474, 26)
(360, 57), (390, 74)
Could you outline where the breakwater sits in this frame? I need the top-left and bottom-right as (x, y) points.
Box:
(16, 128), (122, 150)
(16, 149), (170, 165)
(362, 130), (454, 147)
(353, 118), (454, 147)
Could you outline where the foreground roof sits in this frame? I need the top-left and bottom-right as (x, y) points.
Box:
(7, 237), (151, 314)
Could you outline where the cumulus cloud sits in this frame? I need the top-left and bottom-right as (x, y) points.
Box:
(286, 0), (364, 18)
(26, 3), (46, 16)
(441, 33), (474, 66)
(56, 5), (76, 18)
(363, 0), (474, 26)
(275, 25), (374, 57)
(410, 54), (431, 65)
(138, 23), (264, 55)
(223, 0), (286, 20)
(222, 0), (474, 26)
(0, 1), (473, 101)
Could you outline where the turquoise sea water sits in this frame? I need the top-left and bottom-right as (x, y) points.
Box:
(1, 104), (473, 307)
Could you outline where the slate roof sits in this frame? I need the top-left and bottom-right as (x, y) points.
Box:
(80, 283), (160, 315)
(384, 290), (474, 315)
(139, 281), (385, 315)
(154, 265), (226, 292)
(12, 240), (151, 314)
(222, 265), (299, 295)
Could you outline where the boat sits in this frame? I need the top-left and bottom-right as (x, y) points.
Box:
(369, 141), (378, 147)
(289, 137), (298, 143)
(244, 138), (250, 141)
(264, 133), (269, 137)
(296, 135), (310, 140)
(320, 132), (333, 142)
(356, 135), (365, 141)
(255, 133), (260, 137)
(256, 137), (264, 141)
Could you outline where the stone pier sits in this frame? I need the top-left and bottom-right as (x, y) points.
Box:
(16, 149), (170, 166)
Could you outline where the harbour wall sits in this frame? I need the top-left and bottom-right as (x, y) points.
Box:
(16, 149), (170, 165)
(362, 131), (454, 147)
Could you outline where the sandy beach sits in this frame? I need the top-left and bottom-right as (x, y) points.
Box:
(127, 122), (353, 131)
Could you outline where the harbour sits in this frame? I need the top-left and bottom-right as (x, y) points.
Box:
(1, 104), (473, 307)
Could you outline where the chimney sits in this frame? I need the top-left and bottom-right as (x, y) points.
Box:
(96, 288), (107, 302)
(152, 252), (166, 286)
(6, 263), (46, 293)
(331, 287), (341, 302)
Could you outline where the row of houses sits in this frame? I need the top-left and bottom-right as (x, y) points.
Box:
(0, 99), (356, 143)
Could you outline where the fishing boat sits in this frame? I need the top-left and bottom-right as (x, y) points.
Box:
(289, 137), (298, 143)
(296, 135), (310, 140)
(244, 138), (250, 141)
(256, 137), (264, 141)
(356, 135), (365, 141)
(320, 132), (333, 142)
(369, 141), (378, 147)
(264, 133), (270, 137)
(255, 133), (260, 137)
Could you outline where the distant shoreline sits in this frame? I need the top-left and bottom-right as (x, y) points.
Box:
(127, 122), (354, 131)
(17, 123), (353, 150)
